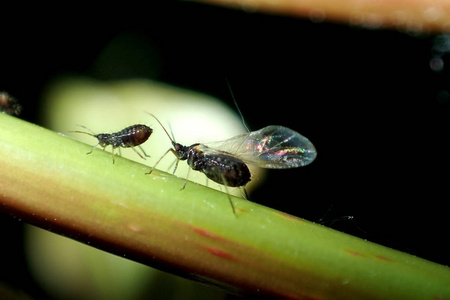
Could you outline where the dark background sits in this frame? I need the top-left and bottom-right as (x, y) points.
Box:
(1, 2), (449, 299)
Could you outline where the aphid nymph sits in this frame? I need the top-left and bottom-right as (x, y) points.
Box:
(72, 124), (153, 164)
(146, 113), (317, 214)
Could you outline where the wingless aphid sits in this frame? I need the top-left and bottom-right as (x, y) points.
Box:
(72, 124), (153, 164)
(146, 113), (317, 214)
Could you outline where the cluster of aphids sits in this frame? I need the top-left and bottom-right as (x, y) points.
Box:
(73, 113), (317, 214)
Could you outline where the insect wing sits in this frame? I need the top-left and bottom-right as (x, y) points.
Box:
(205, 125), (317, 169)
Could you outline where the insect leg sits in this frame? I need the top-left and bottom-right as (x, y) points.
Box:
(219, 175), (236, 215)
(172, 159), (180, 175)
(180, 167), (191, 190)
(86, 142), (100, 155)
(129, 147), (146, 160)
(146, 148), (178, 175)
(222, 185), (236, 215)
(111, 147), (117, 164)
(137, 146), (151, 158)
(239, 186), (249, 200)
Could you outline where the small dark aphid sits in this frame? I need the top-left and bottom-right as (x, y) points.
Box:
(72, 124), (153, 164)
(0, 92), (22, 116)
(145, 113), (317, 214)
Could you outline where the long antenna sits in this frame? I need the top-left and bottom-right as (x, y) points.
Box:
(146, 112), (175, 143)
(225, 78), (249, 132)
(70, 124), (96, 137)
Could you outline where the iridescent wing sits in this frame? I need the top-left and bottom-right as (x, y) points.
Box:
(204, 125), (317, 169)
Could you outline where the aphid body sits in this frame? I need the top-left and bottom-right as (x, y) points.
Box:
(0, 92), (22, 116)
(72, 124), (153, 163)
(174, 142), (251, 187)
(147, 113), (317, 213)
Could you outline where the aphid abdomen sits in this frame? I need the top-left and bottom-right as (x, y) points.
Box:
(116, 125), (153, 148)
(187, 146), (251, 187)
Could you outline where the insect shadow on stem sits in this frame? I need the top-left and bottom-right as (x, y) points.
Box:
(145, 113), (317, 215)
(71, 124), (153, 164)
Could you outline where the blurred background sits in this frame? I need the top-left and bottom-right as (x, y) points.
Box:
(1, 1), (450, 299)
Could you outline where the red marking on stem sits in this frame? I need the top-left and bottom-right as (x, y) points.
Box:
(205, 247), (235, 260)
(192, 227), (222, 239)
(345, 249), (365, 257)
(278, 212), (305, 222)
(191, 226), (231, 243)
(235, 206), (247, 213)
(373, 254), (392, 262)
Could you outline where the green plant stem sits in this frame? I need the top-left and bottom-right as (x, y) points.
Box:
(1, 113), (449, 299)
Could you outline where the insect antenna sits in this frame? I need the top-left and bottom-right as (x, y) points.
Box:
(167, 122), (177, 143)
(145, 112), (181, 175)
(146, 112), (175, 143)
(69, 125), (102, 156)
(226, 78), (249, 132)
(69, 124), (97, 137)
